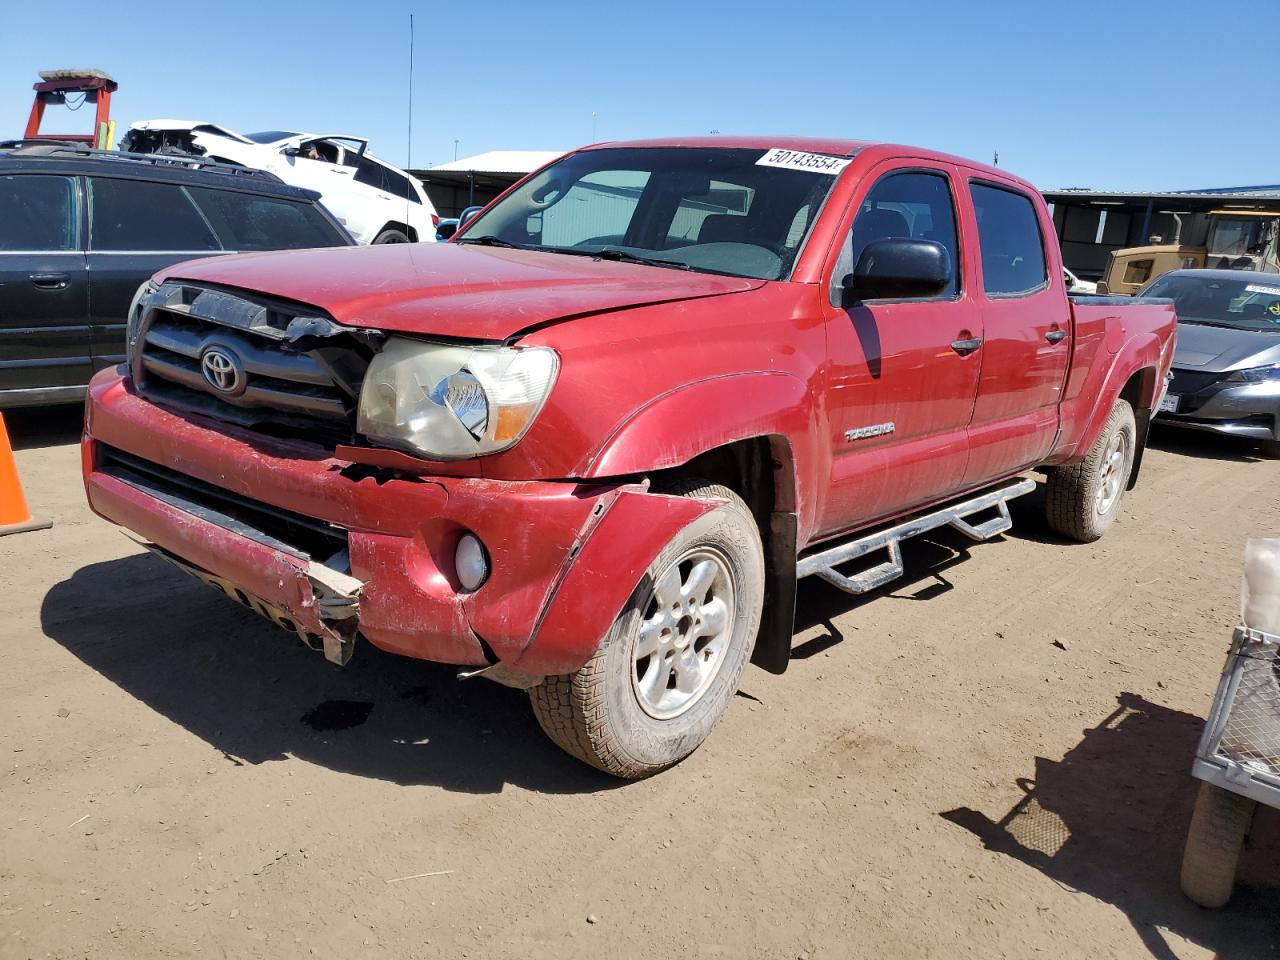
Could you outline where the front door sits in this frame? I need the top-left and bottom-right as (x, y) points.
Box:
(0, 173), (90, 401)
(818, 164), (983, 537)
(962, 179), (1072, 485)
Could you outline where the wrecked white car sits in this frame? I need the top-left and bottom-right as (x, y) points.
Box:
(121, 121), (439, 245)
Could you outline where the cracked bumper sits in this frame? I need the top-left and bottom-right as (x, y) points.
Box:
(83, 371), (717, 675)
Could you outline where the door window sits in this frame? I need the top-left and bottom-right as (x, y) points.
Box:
(380, 166), (420, 204)
(187, 187), (348, 250)
(833, 170), (961, 300)
(0, 175), (77, 251)
(970, 183), (1048, 296)
(89, 178), (220, 252)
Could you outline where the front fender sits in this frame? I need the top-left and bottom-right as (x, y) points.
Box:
(579, 371), (824, 538)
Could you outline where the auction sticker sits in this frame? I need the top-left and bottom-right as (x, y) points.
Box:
(756, 148), (852, 174)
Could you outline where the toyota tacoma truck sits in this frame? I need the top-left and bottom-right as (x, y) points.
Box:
(81, 137), (1177, 778)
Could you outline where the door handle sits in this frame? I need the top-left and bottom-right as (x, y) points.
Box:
(29, 272), (69, 290)
(950, 337), (982, 355)
(1045, 328), (1067, 343)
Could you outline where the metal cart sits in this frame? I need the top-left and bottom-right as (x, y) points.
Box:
(1182, 625), (1280, 907)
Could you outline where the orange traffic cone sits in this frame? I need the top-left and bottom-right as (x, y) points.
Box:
(0, 413), (52, 537)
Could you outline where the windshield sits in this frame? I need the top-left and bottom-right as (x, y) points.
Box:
(1144, 274), (1280, 333)
(456, 147), (846, 280)
(244, 130), (298, 144)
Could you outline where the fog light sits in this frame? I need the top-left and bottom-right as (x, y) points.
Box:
(455, 533), (489, 592)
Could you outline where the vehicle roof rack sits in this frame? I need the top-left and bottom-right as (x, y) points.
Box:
(0, 142), (285, 184)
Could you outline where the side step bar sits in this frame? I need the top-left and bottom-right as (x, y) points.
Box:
(796, 479), (1037, 596)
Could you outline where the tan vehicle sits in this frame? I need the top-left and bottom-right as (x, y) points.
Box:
(1098, 210), (1280, 295)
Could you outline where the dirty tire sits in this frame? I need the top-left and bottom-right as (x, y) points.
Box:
(1045, 399), (1136, 542)
(529, 480), (764, 779)
(372, 228), (411, 244)
(1180, 781), (1256, 908)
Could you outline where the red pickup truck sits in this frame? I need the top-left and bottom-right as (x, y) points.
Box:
(82, 137), (1176, 778)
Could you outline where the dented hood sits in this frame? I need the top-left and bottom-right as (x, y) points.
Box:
(159, 243), (763, 341)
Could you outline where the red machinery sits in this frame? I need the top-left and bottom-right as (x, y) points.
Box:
(23, 69), (118, 148)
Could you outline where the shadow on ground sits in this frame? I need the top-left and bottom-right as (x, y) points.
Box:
(4, 404), (84, 450)
(941, 692), (1280, 960)
(1147, 422), (1271, 465)
(41, 552), (622, 795)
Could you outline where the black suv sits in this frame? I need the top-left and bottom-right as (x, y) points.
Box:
(0, 144), (353, 408)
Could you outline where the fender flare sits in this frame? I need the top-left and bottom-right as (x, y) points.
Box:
(1066, 335), (1162, 467)
(581, 370), (822, 506)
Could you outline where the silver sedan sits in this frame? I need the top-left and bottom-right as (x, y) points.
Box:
(1143, 269), (1280, 457)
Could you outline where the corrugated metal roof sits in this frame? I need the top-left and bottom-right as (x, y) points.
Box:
(427, 150), (564, 174)
(1044, 188), (1280, 202)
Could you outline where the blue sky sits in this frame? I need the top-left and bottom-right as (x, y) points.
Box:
(3, 0), (1276, 191)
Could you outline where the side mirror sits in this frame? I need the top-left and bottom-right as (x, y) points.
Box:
(843, 238), (951, 303)
(458, 205), (485, 229)
(281, 146), (300, 157)
(435, 221), (458, 242)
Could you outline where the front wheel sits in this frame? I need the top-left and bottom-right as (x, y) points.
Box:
(1045, 399), (1136, 542)
(529, 480), (764, 779)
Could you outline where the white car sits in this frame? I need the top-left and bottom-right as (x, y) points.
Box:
(1064, 267), (1099, 295)
(121, 121), (438, 244)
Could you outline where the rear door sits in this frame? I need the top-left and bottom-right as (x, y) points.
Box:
(0, 173), (90, 402)
(818, 162), (983, 536)
(962, 179), (1072, 485)
(85, 176), (224, 372)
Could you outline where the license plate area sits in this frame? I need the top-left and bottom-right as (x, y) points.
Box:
(1159, 393), (1180, 413)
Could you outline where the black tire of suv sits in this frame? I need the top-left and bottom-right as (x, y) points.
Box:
(529, 480), (764, 779)
(373, 229), (411, 244)
(1045, 398), (1136, 543)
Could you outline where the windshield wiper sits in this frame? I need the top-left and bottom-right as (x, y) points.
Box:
(455, 235), (525, 249)
(591, 247), (694, 271)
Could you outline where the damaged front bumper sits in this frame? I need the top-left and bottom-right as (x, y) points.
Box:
(83, 370), (718, 679)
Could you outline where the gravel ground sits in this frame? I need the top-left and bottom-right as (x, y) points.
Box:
(2, 407), (1278, 960)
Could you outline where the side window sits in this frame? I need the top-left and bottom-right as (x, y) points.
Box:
(0, 175), (77, 251)
(89, 178), (219, 252)
(354, 157), (387, 191)
(186, 187), (347, 250)
(539, 170), (650, 247)
(969, 183), (1048, 296)
(380, 166), (420, 204)
(833, 170), (960, 301)
(298, 139), (341, 164)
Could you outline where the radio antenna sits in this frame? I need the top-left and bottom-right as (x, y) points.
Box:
(406, 13), (415, 220)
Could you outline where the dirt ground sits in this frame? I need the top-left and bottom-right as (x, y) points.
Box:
(2, 407), (1279, 960)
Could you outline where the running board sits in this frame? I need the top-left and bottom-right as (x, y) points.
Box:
(796, 479), (1037, 596)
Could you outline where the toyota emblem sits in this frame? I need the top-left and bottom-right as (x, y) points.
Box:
(200, 346), (246, 396)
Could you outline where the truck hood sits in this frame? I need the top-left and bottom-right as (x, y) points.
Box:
(1172, 321), (1280, 372)
(160, 244), (764, 341)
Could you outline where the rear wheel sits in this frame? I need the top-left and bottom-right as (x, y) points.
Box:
(372, 228), (411, 244)
(529, 480), (764, 779)
(1181, 781), (1256, 908)
(1045, 399), (1136, 542)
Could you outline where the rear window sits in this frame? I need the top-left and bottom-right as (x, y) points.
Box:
(89, 178), (220, 252)
(187, 187), (348, 250)
(970, 183), (1048, 296)
(0, 174), (76, 251)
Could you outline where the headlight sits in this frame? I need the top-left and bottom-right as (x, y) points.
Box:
(357, 337), (558, 460)
(125, 280), (158, 355)
(1224, 364), (1280, 383)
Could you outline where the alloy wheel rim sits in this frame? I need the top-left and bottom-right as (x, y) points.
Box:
(1095, 430), (1129, 516)
(631, 546), (736, 720)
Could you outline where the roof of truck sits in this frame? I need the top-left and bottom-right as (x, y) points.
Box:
(584, 135), (875, 157)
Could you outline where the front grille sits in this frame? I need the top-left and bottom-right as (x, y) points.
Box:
(99, 444), (347, 562)
(134, 282), (371, 445)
